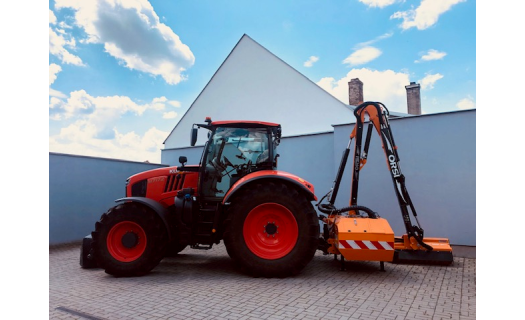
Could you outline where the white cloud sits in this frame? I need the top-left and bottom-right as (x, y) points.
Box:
(115, 127), (169, 155)
(49, 63), (67, 99)
(163, 111), (178, 119)
(157, 98), (181, 118)
(49, 64), (62, 86)
(49, 89), (174, 162)
(49, 27), (84, 66)
(49, 96), (66, 120)
(317, 68), (410, 112)
(168, 100), (181, 108)
(49, 10), (57, 24)
(59, 90), (147, 132)
(49, 9), (83, 65)
(456, 97), (475, 110)
(303, 56), (319, 68)
(416, 49), (447, 63)
(49, 124), (168, 163)
(150, 96), (168, 111)
(419, 73), (443, 90)
(340, 33), (391, 68)
(55, 0), (195, 85)
(50, 90), (158, 135)
(148, 96), (181, 111)
(50, 88), (67, 99)
(390, 0), (466, 30)
(343, 47), (382, 66)
(359, 0), (398, 9)
(356, 32), (393, 48)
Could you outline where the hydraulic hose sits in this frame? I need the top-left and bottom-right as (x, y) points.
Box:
(318, 203), (379, 219)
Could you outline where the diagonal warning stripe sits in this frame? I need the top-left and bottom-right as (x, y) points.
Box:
(338, 240), (394, 250)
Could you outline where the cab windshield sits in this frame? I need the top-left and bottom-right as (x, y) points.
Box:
(201, 127), (273, 198)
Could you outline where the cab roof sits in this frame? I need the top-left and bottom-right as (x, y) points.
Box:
(211, 120), (280, 128)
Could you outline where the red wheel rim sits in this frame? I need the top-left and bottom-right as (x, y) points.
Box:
(107, 221), (147, 262)
(243, 203), (298, 260)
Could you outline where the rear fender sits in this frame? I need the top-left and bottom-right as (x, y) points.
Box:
(115, 197), (172, 241)
(222, 170), (317, 204)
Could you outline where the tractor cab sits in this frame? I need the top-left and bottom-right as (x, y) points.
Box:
(191, 119), (282, 200)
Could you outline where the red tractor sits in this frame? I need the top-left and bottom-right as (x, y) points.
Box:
(81, 118), (320, 277)
(81, 102), (453, 278)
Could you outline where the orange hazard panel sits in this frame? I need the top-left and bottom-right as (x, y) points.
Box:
(335, 217), (395, 262)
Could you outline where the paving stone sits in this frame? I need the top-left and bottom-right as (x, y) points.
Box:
(49, 243), (476, 320)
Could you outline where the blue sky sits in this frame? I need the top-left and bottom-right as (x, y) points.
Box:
(48, 0), (476, 163)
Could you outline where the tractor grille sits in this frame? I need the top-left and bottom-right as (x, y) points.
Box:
(164, 174), (186, 193)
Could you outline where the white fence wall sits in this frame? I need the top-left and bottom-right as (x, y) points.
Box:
(49, 110), (475, 246)
(49, 153), (167, 244)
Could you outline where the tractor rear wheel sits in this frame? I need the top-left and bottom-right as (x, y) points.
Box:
(223, 182), (319, 277)
(91, 203), (168, 277)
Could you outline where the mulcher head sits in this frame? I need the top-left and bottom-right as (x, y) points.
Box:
(329, 218), (453, 266)
(392, 235), (454, 265)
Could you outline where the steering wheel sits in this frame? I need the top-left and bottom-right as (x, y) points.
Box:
(236, 160), (252, 175)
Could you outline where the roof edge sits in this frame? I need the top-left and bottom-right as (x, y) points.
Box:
(163, 34), (251, 144)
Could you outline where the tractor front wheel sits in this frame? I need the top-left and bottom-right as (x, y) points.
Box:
(91, 203), (168, 277)
(224, 182), (319, 277)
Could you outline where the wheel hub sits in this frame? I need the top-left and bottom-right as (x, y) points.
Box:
(264, 222), (278, 236)
(121, 231), (139, 248)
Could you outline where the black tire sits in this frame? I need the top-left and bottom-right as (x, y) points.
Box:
(91, 203), (168, 277)
(79, 234), (98, 269)
(223, 182), (319, 277)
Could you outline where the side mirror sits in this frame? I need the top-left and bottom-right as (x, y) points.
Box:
(179, 156), (187, 167)
(190, 127), (198, 146)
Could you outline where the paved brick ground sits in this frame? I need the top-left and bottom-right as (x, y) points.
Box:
(50, 243), (475, 320)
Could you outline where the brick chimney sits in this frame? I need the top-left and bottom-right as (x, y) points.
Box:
(348, 78), (363, 106)
(405, 82), (421, 115)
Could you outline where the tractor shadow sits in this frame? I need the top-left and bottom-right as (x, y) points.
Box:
(309, 254), (388, 274)
(153, 250), (240, 279)
(153, 249), (387, 282)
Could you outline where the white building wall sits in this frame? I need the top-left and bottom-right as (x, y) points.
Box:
(162, 110), (475, 246)
(164, 35), (354, 149)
